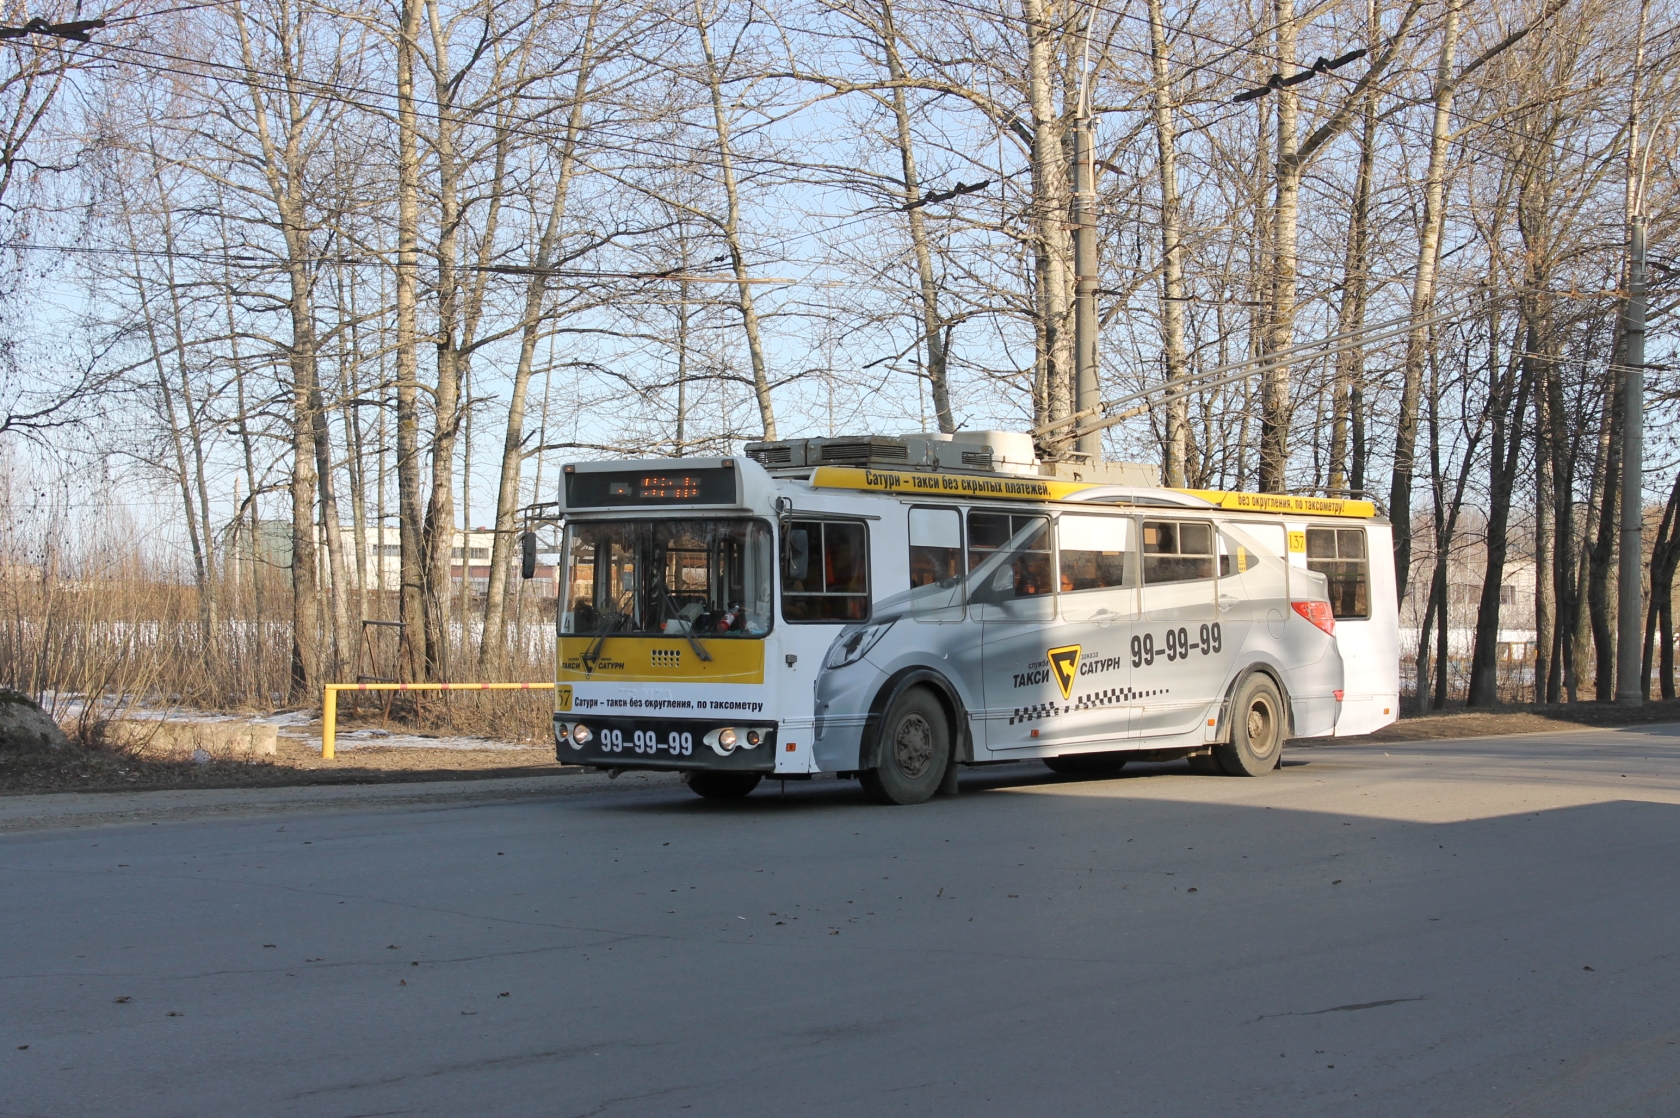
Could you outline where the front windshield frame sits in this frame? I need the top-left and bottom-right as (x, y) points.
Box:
(561, 517), (774, 639)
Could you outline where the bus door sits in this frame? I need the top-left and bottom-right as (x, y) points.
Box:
(1052, 513), (1137, 743)
(905, 505), (980, 703)
(965, 511), (1059, 753)
(1303, 523), (1391, 733)
(1135, 519), (1219, 738)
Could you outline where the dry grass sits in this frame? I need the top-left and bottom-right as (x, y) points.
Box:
(1371, 697), (1680, 742)
(0, 481), (559, 747)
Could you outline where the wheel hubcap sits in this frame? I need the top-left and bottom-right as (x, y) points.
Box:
(1246, 698), (1276, 757)
(893, 712), (935, 778)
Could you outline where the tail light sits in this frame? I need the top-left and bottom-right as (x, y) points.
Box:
(1291, 600), (1336, 636)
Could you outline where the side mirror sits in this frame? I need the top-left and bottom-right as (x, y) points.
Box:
(520, 531), (537, 580)
(786, 529), (810, 581)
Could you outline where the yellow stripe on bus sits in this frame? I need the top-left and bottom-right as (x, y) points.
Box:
(1176, 490), (1377, 518)
(809, 465), (1377, 518)
(809, 466), (1097, 502)
(557, 636), (765, 684)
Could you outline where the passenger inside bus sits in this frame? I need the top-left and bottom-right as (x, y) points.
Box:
(1143, 521), (1215, 583)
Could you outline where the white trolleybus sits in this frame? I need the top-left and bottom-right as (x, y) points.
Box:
(550, 430), (1399, 804)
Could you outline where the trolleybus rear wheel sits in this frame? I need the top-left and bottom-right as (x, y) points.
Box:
(1213, 674), (1284, 776)
(684, 772), (763, 799)
(860, 686), (951, 805)
(1043, 752), (1129, 776)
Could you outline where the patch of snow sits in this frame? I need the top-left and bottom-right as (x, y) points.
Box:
(308, 732), (530, 752)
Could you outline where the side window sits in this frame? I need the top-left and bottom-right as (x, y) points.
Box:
(782, 521), (870, 622)
(908, 507), (963, 588)
(1142, 520), (1215, 584)
(967, 511), (1053, 600)
(1306, 527), (1369, 618)
(1058, 515), (1133, 591)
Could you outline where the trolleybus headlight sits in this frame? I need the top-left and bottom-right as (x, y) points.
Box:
(571, 723), (593, 745)
(745, 730), (760, 747)
(824, 619), (895, 669)
(718, 728), (738, 749)
(704, 727), (740, 755)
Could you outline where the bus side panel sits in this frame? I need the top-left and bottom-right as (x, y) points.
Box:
(1334, 522), (1400, 735)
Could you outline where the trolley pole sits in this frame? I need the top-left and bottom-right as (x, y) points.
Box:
(1072, 112), (1101, 463)
(1616, 215), (1647, 705)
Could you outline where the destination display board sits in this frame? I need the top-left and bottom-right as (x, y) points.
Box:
(565, 467), (739, 507)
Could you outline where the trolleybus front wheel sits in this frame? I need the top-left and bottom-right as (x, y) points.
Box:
(683, 772), (763, 800)
(1213, 674), (1284, 776)
(860, 686), (951, 805)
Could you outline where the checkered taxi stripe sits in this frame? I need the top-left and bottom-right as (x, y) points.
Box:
(1009, 687), (1171, 724)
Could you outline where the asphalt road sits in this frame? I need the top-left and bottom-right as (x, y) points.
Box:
(6, 726), (1680, 1118)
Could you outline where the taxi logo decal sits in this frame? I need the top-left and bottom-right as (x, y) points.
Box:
(1047, 645), (1081, 699)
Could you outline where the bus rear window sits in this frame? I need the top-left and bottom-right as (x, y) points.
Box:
(783, 521), (870, 621)
(1306, 527), (1369, 618)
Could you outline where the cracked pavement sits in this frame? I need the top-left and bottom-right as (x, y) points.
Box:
(5, 725), (1680, 1116)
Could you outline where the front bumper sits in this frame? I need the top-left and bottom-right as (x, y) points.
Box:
(554, 715), (777, 772)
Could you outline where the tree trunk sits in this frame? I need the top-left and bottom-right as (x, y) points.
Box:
(1532, 315), (1555, 703)
(1330, 0), (1379, 493)
(286, 265), (321, 703)
(880, 0), (954, 433)
(694, 0), (777, 439)
(1467, 315), (1530, 706)
(309, 340), (354, 681)
(125, 186), (220, 676)
(1389, 0), (1462, 605)
(1550, 337), (1581, 701)
(1588, 365), (1622, 700)
(1147, 0), (1189, 485)
(394, 0), (428, 681)
(422, 0), (465, 681)
(480, 8), (601, 670)
(1641, 471), (1680, 698)
(1258, 0), (1299, 493)
(340, 269), (370, 621)
(1023, 0), (1073, 432)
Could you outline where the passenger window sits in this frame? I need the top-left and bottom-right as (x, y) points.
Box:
(1058, 515), (1133, 591)
(967, 511), (1053, 600)
(908, 507), (963, 588)
(782, 521), (870, 622)
(1142, 521), (1215, 584)
(1305, 527), (1369, 618)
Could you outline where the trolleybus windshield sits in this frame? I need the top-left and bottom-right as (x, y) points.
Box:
(562, 520), (773, 637)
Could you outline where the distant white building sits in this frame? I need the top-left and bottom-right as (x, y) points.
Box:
(1400, 555), (1538, 661)
(359, 525), (558, 598)
(226, 520), (558, 598)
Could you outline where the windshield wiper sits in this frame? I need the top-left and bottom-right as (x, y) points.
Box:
(656, 583), (713, 662)
(581, 610), (627, 675)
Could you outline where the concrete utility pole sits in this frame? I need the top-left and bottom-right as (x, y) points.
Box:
(1616, 216), (1647, 705)
(1072, 110), (1101, 463)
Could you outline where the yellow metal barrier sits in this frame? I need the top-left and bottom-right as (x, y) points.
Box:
(320, 682), (556, 759)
